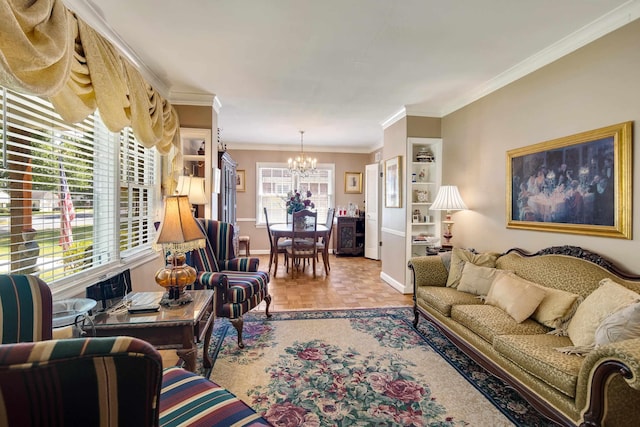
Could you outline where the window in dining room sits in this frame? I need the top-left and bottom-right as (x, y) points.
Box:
(256, 162), (334, 225)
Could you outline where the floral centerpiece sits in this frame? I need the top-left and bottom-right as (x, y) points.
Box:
(286, 190), (315, 214)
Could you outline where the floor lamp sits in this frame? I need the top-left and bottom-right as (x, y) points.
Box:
(429, 185), (467, 249)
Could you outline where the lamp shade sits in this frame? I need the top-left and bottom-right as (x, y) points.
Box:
(154, 195), (206, 253)
(430, 185), (468, 211)
(176, 176), (207, 205)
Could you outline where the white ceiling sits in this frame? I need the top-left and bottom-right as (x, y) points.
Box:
(66, 0), (639, 152)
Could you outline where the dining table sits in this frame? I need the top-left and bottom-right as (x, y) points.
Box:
(269, 223), (330, 277)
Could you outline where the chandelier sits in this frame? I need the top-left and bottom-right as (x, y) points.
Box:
(288, 130), (317, 177)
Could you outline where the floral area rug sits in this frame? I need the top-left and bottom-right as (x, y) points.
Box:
(204, 307), (555, 426)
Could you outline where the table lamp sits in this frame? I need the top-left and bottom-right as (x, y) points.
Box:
(154, 195), (206, 305)
(176, 175), (207, 216)
(429, 185), (468, 248)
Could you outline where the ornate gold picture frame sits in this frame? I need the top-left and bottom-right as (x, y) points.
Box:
(507, 121), (632, 239)
(344, 172), (362, 194)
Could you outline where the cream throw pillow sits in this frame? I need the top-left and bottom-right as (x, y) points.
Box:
(566, 278), (640, 347)
(485, 272), (547, 323)
(446, 248), (500, 288)
(594, 301), (640, 346)
(457, 262), (508, 297)
(530, 284), (581, 329)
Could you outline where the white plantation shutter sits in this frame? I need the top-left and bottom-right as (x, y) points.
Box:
(0, 86), (157, 288)
(257, 162), (334, 225)
(119, 128), (157, 255)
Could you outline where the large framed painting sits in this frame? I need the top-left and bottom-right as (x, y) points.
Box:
(507, 121), (632, 239)
(385, 156), (402, 208)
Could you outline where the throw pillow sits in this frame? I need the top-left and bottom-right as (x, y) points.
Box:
(485, 272), (547, 323)
(594, 301), (640, 346)
(457, 262), (508, 297)
(566, 278), (640, 347)
(530, 284), (581, 329)
(446, 248), (500, 288)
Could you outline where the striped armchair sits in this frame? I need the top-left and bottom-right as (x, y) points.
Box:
(191, 219), (272, 348)
(0, 337), (271, 426)
(0, 274), (52, 343)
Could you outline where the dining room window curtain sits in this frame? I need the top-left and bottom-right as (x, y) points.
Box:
(0, 86), (157, 289)
(257, 162), (334, 225)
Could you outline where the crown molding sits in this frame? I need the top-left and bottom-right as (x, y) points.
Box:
(63, 0), (170, 97)
(440, 0), (640, 116)
(213, 96), (222, 113)
(170, 91), (219, 108)
(381, 107), (407, 129)
(381, 106), (441, 129)
(226, 142), (374, 154)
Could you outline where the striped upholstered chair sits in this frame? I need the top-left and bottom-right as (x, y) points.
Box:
(0, 336), (270, 426)
(191, 219), (272, 348)
(0, 274), (52, 343)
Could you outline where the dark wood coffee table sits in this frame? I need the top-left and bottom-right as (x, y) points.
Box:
(89, 290), (215, 372)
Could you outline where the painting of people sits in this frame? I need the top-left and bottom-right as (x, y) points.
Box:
(507, 122), (632, 239)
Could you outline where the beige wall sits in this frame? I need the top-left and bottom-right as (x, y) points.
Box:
(381, 116), (442, 291)
(442, 18), (640, 273)
(227, 148), (371, 253)
(174, 105), (213, 128)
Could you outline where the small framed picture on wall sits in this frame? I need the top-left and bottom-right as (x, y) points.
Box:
(385, 156), (402, 208)
(236, 170), (246, 192)
(344, 172), (362, 194)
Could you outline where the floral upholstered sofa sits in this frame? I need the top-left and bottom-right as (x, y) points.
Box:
(408, 246), (640, 427)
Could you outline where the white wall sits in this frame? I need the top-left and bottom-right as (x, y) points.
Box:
(442, 18), (640, 273)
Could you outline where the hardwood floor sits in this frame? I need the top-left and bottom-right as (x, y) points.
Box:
(164, 254), (411, 367)
(254, 253), (413, 312)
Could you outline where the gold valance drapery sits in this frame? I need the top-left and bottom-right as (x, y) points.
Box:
(0, 0), (179, 154)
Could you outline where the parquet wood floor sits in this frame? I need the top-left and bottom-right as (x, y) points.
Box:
(163, 254), (412, 367)
(254, 254), (413, 312)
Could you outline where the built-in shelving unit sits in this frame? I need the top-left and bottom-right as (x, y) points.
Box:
(406, 138), (442, 274)
(180, 128), (212, 218)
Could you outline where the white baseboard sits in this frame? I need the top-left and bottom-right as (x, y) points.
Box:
(380, 271), (412, 294)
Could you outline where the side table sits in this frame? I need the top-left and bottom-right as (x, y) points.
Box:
(89, 290), (215, 372)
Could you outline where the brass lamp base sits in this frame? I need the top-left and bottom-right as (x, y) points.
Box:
(155, 252), (196, 306)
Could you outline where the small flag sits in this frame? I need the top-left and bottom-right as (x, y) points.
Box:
(59, 160), (76, 251)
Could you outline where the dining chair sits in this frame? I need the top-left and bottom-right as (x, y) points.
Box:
(286, 209), (318, 278)
(264, 207), (291, 276)
(316, 207), (335, 275)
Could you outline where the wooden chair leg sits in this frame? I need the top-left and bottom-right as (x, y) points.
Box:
(264, 294), (272, 318)
(312, 253), (316, 278)
(230, 317), (245, 349)
(322, 252), (329, 275)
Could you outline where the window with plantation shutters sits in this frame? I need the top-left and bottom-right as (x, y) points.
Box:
(0, 87), (158, 289)
(257, 162), (334, 225)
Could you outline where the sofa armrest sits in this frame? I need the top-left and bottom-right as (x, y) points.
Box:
(220, 257), (259, 272)
(408, 256), (449, 290)
(576, 337), (640, 424)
